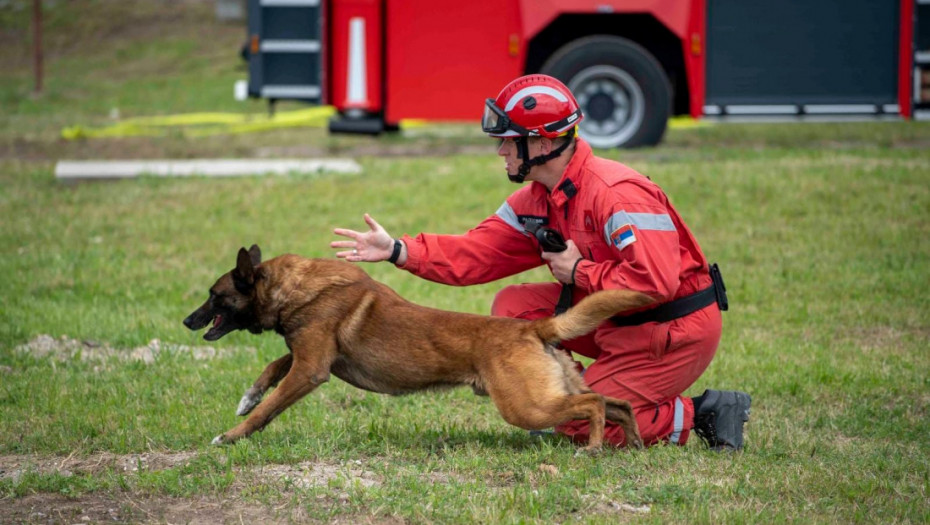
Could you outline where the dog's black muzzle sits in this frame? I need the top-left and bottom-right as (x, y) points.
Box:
(184, 303), (239, 341)
(183, 305), (212, 331)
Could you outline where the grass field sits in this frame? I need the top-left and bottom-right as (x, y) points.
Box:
(2, 1), (930, 523)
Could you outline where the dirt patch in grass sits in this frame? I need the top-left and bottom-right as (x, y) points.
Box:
(256, 460), (380, 491)
(0, 451), (660, 523)
(0, 452), (386, 489)
(845, 325), (930, 353)
(13, 334), (255, 364)
(1, 492), (306, 525)
(579, 494), (651, 516)
(0, 452), (198, 481)
(2, 492), (404, 525)
(0, 452), (403, 524)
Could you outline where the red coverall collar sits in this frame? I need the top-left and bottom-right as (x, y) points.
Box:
(531, 138), (593, 208)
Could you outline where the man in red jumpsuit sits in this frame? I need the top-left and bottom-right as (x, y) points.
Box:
(331, 74), (751, 450)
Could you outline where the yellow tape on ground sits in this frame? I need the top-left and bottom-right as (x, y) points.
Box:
(668, 117), (712, 129)
(61, 109), (704, 140)
(397, 119), (429, 129)
(62, 106), (337, 140)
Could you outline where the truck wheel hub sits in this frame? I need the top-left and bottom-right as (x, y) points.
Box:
(587, 92), (617, 121)
(569, 65), (645, 148)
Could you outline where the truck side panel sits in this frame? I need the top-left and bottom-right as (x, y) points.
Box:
(517, 0), (692, 41)
(383, 0), (695, 125)
(705, 0), (899, 113)
(383, 1), (523, 123)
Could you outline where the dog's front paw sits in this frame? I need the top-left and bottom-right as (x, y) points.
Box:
(236, 387), (263, 416)
(576, 444), (603, 457)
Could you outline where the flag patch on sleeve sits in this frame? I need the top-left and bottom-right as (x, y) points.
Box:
(609, 224), (636, 250)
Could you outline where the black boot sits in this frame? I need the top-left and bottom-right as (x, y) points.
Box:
(693, 389), (751, 451)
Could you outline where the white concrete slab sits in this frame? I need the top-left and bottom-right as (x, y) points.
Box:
(55, 159), (362, 182)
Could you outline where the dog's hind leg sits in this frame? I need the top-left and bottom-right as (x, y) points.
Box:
(603, 396), (643, 448)
(493, 389), (609, 453)
(561, 393), (608, 453)
(552, 351), (642, 449)
(237, 353), (293, 416)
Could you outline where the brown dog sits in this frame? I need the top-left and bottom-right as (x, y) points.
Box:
(183, 245), (653, 451)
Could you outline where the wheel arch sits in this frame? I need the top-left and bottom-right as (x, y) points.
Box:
(525, 14), (689, 117)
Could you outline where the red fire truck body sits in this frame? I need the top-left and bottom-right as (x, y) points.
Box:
(245, 0), (928, 147)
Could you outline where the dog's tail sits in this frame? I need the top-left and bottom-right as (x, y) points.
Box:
(531, 289), (655, 343)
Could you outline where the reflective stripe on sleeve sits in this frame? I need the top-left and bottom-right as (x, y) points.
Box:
(603, 210), (676, 245)
(495, 201), (524, 233)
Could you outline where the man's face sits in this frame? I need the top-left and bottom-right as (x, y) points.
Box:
(497, 137), (544, 179)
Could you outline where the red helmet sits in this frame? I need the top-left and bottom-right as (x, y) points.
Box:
(482, 74), (584, 139)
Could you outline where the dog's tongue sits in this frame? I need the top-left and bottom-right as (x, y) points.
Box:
(213, 314), (223, 328)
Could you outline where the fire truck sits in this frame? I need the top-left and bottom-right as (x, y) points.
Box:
(242, 0), (929, 148)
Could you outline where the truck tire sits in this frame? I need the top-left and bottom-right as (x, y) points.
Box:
(541, 36), (671, 148)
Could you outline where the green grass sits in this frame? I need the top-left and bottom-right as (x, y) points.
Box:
(2, 1), (930, 523)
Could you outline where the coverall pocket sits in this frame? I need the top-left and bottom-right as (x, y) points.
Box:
(569, 228), (613, 263)
(666, 316), (703, 354)
(648, 321), (672, 360)
(605, 372), (659, 407)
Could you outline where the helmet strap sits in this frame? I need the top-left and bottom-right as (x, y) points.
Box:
(507, 128), (575, 184)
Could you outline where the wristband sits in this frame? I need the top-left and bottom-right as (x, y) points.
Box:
(388, 239), (403, 264)
(570, 258), (583, 284)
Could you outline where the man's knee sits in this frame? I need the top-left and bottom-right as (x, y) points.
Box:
(491, 284), (522, 317)
(491, 284), (555, 319)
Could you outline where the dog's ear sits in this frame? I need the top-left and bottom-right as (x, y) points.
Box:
(248, 244), (261, 266)
(233, 247), (255, 293)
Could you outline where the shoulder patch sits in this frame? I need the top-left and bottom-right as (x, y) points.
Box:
(609, 224), (636, 251)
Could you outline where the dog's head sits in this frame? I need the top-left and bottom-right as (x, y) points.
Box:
(184, 244), (264, 341)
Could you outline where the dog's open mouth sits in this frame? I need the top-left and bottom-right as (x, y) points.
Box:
(204, 314), (227, 341)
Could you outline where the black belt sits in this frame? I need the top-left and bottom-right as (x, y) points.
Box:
(610, 263), (729, 327)
(530, 219), (731, 325)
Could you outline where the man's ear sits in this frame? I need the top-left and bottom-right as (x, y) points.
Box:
(247, 244), (262, 266)
(233, 247), (255, 292)
(538, 137), (553, 155)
